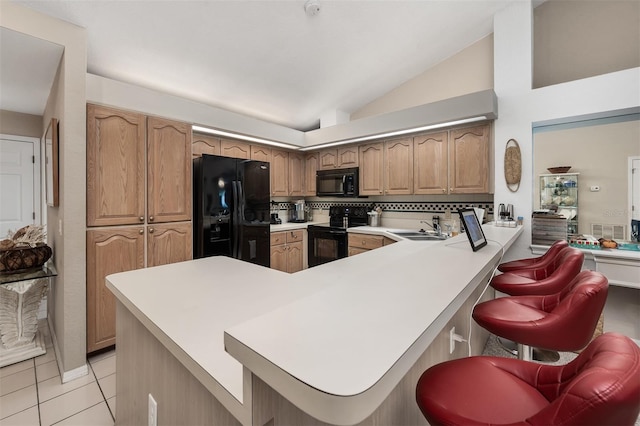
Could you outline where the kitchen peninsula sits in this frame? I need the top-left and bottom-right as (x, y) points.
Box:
(106, 224), (522, 425)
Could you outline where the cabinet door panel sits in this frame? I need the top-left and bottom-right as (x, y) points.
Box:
(192, 134), (220, 158)
(319, 150), (338, 170)
(449, 125), (489, 193)
(271, 150), (289, 196)
(251, 145), (272, 162)
(87, 104), (145, 227)
(87, 227), (144, 352)
(288, 152), (305, 197)
(147, 222), (193, 267)
(304, 153), (318, 196)
(270, 245), (288, 272)
(147, 117), (192, 223)
(337, 147), (358, 168)
(414, 132), (448, 194)
(384, 138), (413, 195)
(221, 139), (250, 159)
(359, 143), (384, 196)
(287, 242), (304, 273)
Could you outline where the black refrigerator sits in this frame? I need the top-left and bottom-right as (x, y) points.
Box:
(193, 154), (271, 267)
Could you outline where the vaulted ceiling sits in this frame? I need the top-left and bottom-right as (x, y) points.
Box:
(5, 0), (516, 130)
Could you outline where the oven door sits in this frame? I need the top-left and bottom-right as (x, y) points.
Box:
(307, 226), (347, 267)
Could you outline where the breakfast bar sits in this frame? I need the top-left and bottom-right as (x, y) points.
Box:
(106, 224), (522, 425)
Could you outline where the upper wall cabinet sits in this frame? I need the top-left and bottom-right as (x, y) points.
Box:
(414, 131), (448, 194)
(271, 149), (289, 196)
(147, 117), (192, 223)
(192, 134), (221, 158)
(318, 147), (358, 170)
(384, 138), (413, 195)
(358, 143), (384, 196)
(221, 139), (250, 159)
(87, 105), (146, 227)
(449, 124), (489, 194)
(251, 145), (272, 162)
(288, 152), (305, 197)
(303, 153), (318, 196)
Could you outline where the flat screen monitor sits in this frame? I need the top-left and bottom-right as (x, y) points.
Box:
(458, 208), (487, 251)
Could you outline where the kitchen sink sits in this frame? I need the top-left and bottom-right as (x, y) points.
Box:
(389, 230), (449, 241)
(403, 234), (448, 241)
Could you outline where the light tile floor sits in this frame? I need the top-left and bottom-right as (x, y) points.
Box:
(0, 322), (115, 426)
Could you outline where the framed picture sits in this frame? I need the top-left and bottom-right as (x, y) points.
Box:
(44, 118), (59, 207)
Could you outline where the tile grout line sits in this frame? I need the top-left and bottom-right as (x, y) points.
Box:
(89, 358), (115, 422)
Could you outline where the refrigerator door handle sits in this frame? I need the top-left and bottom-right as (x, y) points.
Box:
(232, 181), (239, 259)
(237, 181), (245, 259)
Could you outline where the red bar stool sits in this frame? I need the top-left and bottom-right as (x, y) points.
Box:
(416, 332), (640, 426)
(491, 246), (584, 296)
(498, 239), (568, 273)
(473, 270), (608, 360)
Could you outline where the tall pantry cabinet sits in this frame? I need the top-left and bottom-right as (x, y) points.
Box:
(86, 104), (192, 353)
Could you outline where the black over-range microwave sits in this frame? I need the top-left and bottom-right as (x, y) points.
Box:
(316, 168), (359, 197)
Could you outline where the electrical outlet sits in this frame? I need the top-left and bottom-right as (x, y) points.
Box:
(449, 327), (456, 354)
(148, 393), (157, 426)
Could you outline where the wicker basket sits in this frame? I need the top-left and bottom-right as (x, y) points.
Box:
(0, 244), (52, 274)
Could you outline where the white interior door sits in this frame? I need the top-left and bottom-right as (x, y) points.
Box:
(0, 137), (36, 237)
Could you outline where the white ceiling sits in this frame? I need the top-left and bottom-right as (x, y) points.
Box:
(5, 0), (515, 131)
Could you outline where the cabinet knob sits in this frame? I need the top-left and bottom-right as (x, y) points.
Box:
(139, 229), (144, 235)
(139, 216), (144, 222)
(449, 188), (453, 192)
(362, 240), (366, 245)
(149, 228), (154, 234)
(291, 232), (297, 239)
(149, 216), (154, 222)
(442, 188), (446, 193)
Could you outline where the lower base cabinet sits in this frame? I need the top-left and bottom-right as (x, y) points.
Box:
(86, 222), (192, 353)
(348, 233), (396, 256)
(270, 230), (304, 273)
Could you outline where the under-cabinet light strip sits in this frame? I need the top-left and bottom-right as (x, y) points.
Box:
(191, 125), (301, 150)
(194, 115), (487, 152)
(298, 116), (488, 151)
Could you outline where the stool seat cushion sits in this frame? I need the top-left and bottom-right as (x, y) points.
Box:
(416, 357), (549, 424)
(416, 333), (640, 426)
(474, 271), (609, 352)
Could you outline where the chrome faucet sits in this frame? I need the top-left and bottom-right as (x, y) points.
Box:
(419, 220), (442, 236)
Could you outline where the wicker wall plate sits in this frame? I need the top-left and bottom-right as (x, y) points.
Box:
(0, 245), (52, 274)
(504, 138), (522, 192)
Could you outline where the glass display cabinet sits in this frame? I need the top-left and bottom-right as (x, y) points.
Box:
(540, 173), (579, 235)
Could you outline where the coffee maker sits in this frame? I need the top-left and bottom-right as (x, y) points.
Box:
(291, 200), (306, 223)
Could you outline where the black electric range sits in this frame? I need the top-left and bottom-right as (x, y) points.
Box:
(307, 206), (369, 267)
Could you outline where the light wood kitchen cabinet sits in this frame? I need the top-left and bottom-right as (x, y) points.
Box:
(87, 104), (145, 227)
(358, 142), (384, 196)
(87, 104), (193, 354)
(449, 124), (490, 194)
(87, 227), (145, 353)
(270, 230), (304, 273)
(271, 149), (289, 196)
(384, 138), (413, 195)
(348, 233), (396, 256)
(304, 153), (318, 196)
(288, 152), (305, 197)
(192, 134), (221, 158)
(318, 147), (359, 170)
(147, 222), (193, 267)
(414, 131), (448, 194)
(251, 145), (272, 163)
(147, 117), (192, 224)
(221, 139), (251, 159)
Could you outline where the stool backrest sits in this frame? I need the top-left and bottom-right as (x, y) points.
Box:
(530, 332), (640, 425)
(537, 270), (608, 350)
(530, 246), (583, 280)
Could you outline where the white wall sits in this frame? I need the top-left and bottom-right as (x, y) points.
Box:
(0, 2), (88, 380)
(492, 1), (640, 263)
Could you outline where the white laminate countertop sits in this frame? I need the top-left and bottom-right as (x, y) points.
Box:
(107, 224), (523, 426)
